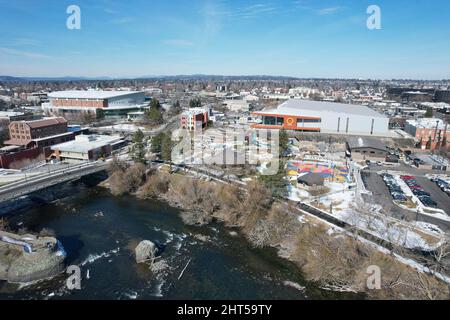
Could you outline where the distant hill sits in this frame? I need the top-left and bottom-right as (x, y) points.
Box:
(0, 76), (26, 82)
(0, 76), (109, 82)
(0, 74), (300, 82)
(136, 74), (301, 81)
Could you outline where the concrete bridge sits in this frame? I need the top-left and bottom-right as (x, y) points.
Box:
(0, 161), (108, 204)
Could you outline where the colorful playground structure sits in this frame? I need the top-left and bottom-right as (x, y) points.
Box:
(287, 160), (350, 183)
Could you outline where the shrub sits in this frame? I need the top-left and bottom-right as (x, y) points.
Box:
(137, 172), (170, 199)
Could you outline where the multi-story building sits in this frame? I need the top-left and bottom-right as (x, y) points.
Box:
(180, 108), (210, 131)
(0, 111), (35, 127)
(7, 117), (67, 144)
(51, 134), (124, 163)
(0, 117), (74, 169)
(435, 90), (450, 103)
(404, 118), (449, 150)
(42, 90), (147, 118)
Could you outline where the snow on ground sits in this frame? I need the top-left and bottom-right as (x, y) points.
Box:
(428, 174), (450, 184)
(413, 222), (444, 235)
(304, 186), (439, 250)
(287, 184), (310, 202)
(297, 215), (307, 224)
(285, 163), (445, 251)
(98, 123), (145, 132)
(388, 172), (450, 222)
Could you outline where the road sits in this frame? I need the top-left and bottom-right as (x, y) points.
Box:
(2, 157), (448, 282)
(92, 114), (181, 136)
(174, 161), (450, 282)
(0, 161), (108, 204)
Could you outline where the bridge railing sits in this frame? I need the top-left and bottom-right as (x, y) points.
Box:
(0, 161), (107, 197)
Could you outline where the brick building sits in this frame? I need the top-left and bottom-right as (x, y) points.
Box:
(6, 117), (68, 145)
(0, 117), (74, 169)
(404, 118), (449, 150)
(180, 108), (210, 131)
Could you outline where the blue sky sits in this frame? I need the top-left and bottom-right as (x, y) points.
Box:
(0, 0), (449, 79)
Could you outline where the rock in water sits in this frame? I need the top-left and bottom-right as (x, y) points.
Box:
(135, 240), (157, 264)
(0, 231), (66, 283)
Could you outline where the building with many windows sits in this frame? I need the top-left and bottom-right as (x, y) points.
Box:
(5, 117), (68, 146)
(42, 90), (147, 118)
(0, 117), (75, 169)
(252, 99), (389, 136)
(404, 118), (449, 150)
(180, 108), (210, 131)
(51, 134), (124, 163)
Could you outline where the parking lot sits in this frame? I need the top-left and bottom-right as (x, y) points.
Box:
(361, 170), (450, 232)
(416, 176), (450, 213)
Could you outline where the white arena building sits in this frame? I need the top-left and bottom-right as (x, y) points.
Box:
(42, 90), (147, 118)
(252, 99), (390, 137)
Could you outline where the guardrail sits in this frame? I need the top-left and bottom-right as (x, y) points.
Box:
(0, 162), (108, 203)
(0, 162), (97, 192)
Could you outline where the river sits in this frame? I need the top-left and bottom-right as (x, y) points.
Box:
(0, 187), (359, 300)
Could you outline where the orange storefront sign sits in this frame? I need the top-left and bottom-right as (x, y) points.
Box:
(285, 117), (296, 127)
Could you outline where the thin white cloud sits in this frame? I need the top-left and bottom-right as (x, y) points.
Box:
(202, 0), (225, 37)
(162, 39), (194, 47)
(104, 8), (118, 14)
(12, 38), (41, 47)
(0, 47), (50, 59)
(236, 3), (277, 18)
(201, 1), (278, 22)
(318, 6), (341, 15)
(110, 17), (135, 24)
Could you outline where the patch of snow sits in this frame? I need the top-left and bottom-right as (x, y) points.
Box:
(310, 189), (442, 251)
(283, 281), (306, 292)
(413, 222), (443, 235)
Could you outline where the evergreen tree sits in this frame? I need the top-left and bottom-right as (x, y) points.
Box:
(150, 98), (161, 110)
(189, 98), (202, 109)
(96, 108), (105, 120)
(151, 132), (173, 161)
(279, 129), (289, 156)
(151, 132), (163, 154)
(131, 129), (146, 163)
(259, 160), (288, 199)
(145, 105), (163, 124)
(161, 133), (173, 162)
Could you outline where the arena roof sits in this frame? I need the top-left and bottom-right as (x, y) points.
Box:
(254, 99), (387, 118)
(48, 90), (144, 100)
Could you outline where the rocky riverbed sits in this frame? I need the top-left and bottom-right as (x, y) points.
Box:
(0, 188), (356, 299)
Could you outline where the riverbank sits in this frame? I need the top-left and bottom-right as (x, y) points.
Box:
(103, 162), (450, 300)
(1, 188), (356, 299)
